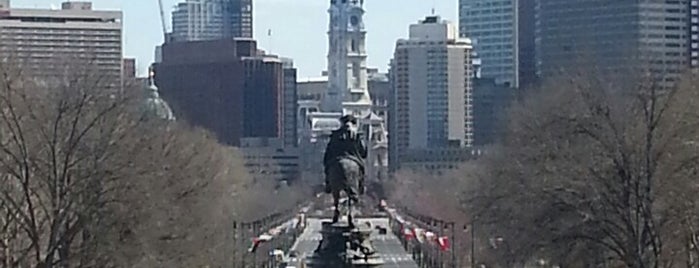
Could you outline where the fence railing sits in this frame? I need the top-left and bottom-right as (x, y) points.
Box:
(232, 202), (310, 268)
(385, 205), (463, 268)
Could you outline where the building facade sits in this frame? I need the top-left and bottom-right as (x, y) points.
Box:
(282, 58), (298, 147)
(470, 52), (514, 146)
(123, 58), (136, 79)
(297, 77), (327, 101)
(171, 0), (252, 42)
(240, 137), (300, 183)
(473, 77), (512, 145)
(389, 16), (474, 170)
(241, 55), (283, 139)
(399, 148), (482, 171)
(690, 0), (699, 68)
(367, 70), (390, 121)
(296, 70), (389, 121)
(459, 0), (535, 88)
(535, 0), (690, 83)
(0, 1), (122, 90)
(154, 39), (284, 146)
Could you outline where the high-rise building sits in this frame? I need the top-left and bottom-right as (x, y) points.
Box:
(241, 55), (283, 139)
(123, 58), (136, 80)
(154, 39), (284, 146)
(389, 16), (474, 170)
(282, 58), (298, 148)
(170, 0), (252, 42)
(469, 51), (514, 146)
(0, 1), (122, 89)
(690, 0), (699, 68)
(536, 0), (690, 83)
(459, 0), (535, 88)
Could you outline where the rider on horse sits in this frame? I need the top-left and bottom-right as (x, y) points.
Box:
(323, 114), (368, 222)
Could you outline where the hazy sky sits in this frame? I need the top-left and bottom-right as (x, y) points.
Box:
(16, 0), (458, 78)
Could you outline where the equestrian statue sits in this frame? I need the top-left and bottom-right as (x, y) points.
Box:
(323, 114), (367, 224)
(306, 114), (382, 267)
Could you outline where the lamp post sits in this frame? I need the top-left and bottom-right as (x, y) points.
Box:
(450, 222), (456, 268)
(470, 223), (475, 268)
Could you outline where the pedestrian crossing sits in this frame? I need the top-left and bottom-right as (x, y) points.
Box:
(378, 253), (414, 263)
(303, 236), (322, 241)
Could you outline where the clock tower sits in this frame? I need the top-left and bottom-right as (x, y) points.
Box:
(324, 0), (372, 117)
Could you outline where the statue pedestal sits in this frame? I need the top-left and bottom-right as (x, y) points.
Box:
(305, 220), (384, 267)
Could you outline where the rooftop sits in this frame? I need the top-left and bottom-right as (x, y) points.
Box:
(297, 76), (329, 83)
(1, 1), (121, 22)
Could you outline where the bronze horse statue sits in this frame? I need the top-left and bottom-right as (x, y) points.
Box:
(323, 115), (367, 224)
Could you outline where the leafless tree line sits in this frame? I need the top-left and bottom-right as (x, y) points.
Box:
(0, 61), (306, 267)
(391, 69), (699, 267)
(472, 69), (699, 267)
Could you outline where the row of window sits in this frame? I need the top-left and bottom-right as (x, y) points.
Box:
(0, 28), (119, 35)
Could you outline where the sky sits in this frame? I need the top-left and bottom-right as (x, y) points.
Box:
(16, 0), (458, 78)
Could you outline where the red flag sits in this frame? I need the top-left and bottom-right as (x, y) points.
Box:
(248, 239), (262, 253)
(248, 234), (273, 253)
(401, 225), (414, 240)
(437, 236), (450, 251)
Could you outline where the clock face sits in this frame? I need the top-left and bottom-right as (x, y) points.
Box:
(350, 16), (359, 26)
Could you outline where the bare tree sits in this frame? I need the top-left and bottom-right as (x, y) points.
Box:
(465, 70), (699, 267)
(0, 59), (134, 266)
(387, 164), (486, 266)
(0, 59), (307, 267)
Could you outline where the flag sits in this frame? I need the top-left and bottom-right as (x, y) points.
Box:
(413, 228), (425, 243)
(248, 234), (273, 253)
(437, 236), (450, 251)
(425, 231), (436, 242)
(248, 240), (261, 253)
(401, 225), (414, 240)
(269, 227), (282, 237)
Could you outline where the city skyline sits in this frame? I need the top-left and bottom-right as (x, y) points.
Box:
(14, 0), (458, 78)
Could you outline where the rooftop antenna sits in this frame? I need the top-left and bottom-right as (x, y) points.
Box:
(431, 0), (436, 15)
(267, 28), (273, 54)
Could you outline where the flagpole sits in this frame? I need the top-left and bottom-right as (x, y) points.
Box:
(450, 222), (456, 268)
(439, 220), (445, 268)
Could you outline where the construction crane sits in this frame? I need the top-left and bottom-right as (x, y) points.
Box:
(157, 0), (169, 43)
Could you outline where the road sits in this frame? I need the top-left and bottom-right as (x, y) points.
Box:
(289, 217), (419, 268)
